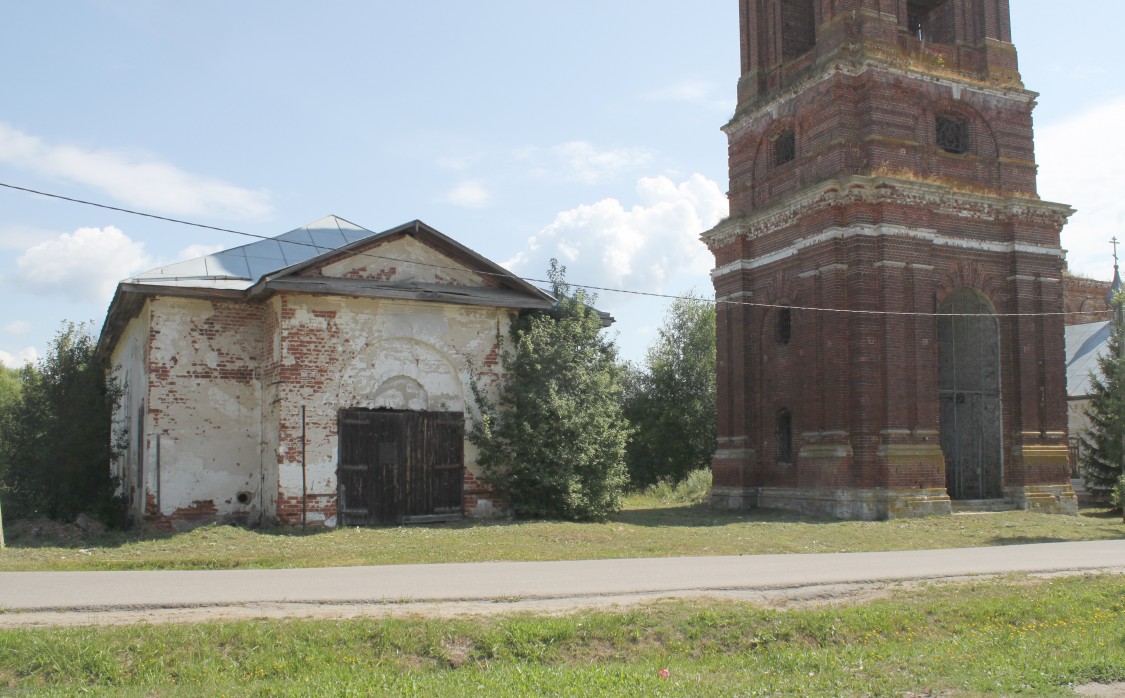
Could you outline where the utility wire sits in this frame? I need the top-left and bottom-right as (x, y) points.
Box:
(0, 180), (1113, 320)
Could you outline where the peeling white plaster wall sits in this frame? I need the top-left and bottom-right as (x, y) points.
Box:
(109, 305), (151, 517)
(271, 292), (510, 522)
(120, 237), (519, 526)
(145, 298), (264, 523)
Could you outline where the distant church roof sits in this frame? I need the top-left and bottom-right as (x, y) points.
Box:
(1065, 320), (1113, 398)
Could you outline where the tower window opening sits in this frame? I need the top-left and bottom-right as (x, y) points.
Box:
(907, 0), (952, 44)
(780, 0), (816, 60)
(776, 410), (793, 464)
(777, 306), (792, 345)
(775, 130), (796, 166)
(936, 115), (968, 154)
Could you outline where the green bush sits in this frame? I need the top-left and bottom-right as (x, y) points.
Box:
(469, 262), (630, 521)
(0, 322), (126, 526)
(1079, 309), (1125, 499)
(623, 294), (716, 487)
(643, 468), (712, 504)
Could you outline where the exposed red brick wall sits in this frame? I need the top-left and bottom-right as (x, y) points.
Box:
(738, 0), (1017, 107)
(713, 0), (1072, 509)
(1063, 273), (1113, 325)
(276, 494), (337, 526)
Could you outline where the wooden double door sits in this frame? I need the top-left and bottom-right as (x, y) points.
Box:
(337, 410), (464, 525)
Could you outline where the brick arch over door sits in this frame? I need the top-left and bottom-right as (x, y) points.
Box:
(334, 337), (464, 413)
(936, 287), (1004, 500)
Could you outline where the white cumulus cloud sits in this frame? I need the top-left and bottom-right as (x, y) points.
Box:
(14, 226), (155, 303)
(1037, 97), (1125, 279)
(0, 122), (273, 220)
(445, 180), (491, 208)
(0, 346), (39, 369)
(506, 173), (727, 293)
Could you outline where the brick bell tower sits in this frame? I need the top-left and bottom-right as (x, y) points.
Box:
(705, 0), (1078, 518)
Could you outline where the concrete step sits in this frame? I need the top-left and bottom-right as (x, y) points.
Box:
(951, 499), (1018, 514)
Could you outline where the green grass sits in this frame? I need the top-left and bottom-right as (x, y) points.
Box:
(1, 498), (1121, 572)
(1, 575), (1123, 696)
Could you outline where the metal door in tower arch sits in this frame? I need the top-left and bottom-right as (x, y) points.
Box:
(937, 288), (1004, 500)
(337, 410), (464, 525)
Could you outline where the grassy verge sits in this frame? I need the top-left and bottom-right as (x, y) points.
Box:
(1, 575), (1123, 696)
(1, 498), (1121, 572)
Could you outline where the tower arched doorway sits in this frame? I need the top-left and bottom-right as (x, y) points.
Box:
(937, 288), (1003, 500)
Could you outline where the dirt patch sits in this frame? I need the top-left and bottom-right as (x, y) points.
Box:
(1075, 683), (1125, 697)
(4, 518), (89, 546)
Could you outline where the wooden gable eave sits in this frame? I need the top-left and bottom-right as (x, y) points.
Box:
(248, 219), (555, 307)
(261, 276), (555, 310)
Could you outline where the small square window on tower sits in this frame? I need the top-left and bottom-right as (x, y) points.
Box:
(936, 115), (968, 154)
(775, 130), (796, 166)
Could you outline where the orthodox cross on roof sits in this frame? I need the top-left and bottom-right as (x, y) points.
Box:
(1112, 236), (1119, 269)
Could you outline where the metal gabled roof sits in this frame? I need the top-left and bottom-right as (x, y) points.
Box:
(1065, 320), (1113, 398)
(126, 215), (375, 290)
(99, 216), (558, 358)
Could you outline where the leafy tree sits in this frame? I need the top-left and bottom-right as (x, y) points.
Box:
(469, 261), (630, 520)
(1079, 314), (1125, 504)
(0, 366), (19, 537)
(624, 294), (717, 487)
(0, 322), (126, 524)
(0, 366), (19, 410)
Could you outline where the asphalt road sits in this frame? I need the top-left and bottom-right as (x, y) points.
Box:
(2, 539), (1124, 626)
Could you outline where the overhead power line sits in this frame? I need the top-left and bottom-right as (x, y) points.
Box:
(0, 180), (1112, 320)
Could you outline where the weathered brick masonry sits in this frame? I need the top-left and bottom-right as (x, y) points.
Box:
(102, 219), (553, 528)
(1063, 274), (1112, 326)
(707, 0), (1077, 518)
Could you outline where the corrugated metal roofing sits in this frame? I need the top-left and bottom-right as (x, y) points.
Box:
(1065, 320), (1112, 398)
(125, 215), (376, 290)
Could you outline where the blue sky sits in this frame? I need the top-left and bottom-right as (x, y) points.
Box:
(1, 1), (1123, 367)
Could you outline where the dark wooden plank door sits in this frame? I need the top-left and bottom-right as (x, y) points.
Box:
(337, 410), (464, 525)
(338, 413), (377, 525)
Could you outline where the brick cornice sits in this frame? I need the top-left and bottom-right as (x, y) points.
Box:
(726, 55), (1034, 140)
(702, 174), (1074, 253)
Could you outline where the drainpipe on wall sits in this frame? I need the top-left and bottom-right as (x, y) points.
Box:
(301, 405), (307, 530)
(155, 434), (161, 518)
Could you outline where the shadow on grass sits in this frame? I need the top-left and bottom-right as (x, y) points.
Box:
(0, 501), (857, 550)
(611, 504), (841, 528)
(1078, 507), (1123, 520)
(988, 536), (1071, 546)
